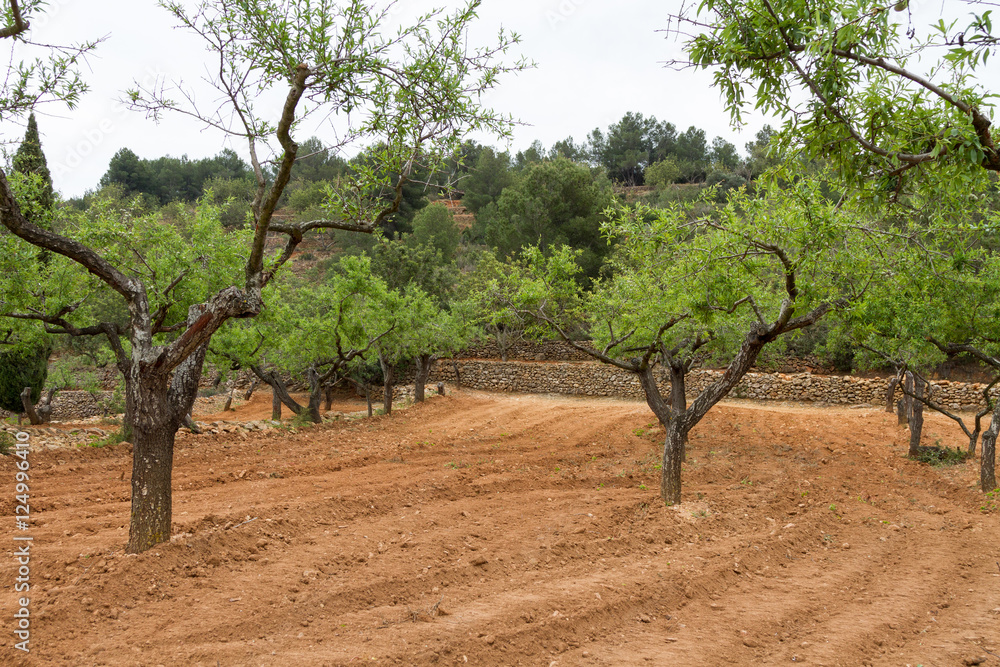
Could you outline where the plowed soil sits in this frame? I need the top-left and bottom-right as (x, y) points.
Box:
(3, 389), (1000, 666)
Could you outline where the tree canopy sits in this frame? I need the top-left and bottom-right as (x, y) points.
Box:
(675, 0), (1000, 207)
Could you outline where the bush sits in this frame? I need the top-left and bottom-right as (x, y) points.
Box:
(0, 432), (14, 456)
(202, 177), (254, 229)
(911, 446), (971, 467)
(0, 341), (51, 413)
(644, 158), (681, 189)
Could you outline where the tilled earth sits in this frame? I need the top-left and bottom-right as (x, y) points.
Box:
(2, 389), (999, 666)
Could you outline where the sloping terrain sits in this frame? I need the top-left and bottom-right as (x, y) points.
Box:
(1, 390), (998, 666)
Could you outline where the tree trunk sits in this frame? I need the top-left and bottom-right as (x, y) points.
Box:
(908, 376), (924, 457)
(222, 389), (235, 412)
(271, 387), (282, 421)
(661, 420), (687, 505)
(365, 384), (373, 417)
(414, 353), (435, 403)
(306, 367), (323, 423)
(380, 356), (395, 415)
(897, 399), (907, 425)
(251, 366), (303, 416)
(183, 413), (202, 434)
(980, 403), (999, 492)
(125, 373), (177, 554)
(636, 365), (671, 427)
(452, 360), (462, 389)
(324, 385), (334, 411)
(903, 371), (914, 423)
(244, 379), (258, 401)
(885, 377), (899, 413)
(126, 305), (210, 555)
(666, 362), (688, 460)
(167, 309), (209, 427)
(20, 387), (42, 425)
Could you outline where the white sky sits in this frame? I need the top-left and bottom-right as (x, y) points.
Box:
(3, 0), (981, 198)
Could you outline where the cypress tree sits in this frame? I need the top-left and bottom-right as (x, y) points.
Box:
(12, 113), (55, 214)
(2, 114), (54, 412)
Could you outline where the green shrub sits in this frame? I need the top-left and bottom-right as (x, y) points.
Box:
(911, 446), (970, 467)
(0, 432), (14, 456)
(0, 341), (51, 413)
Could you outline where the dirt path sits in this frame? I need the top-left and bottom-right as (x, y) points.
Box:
(2, 390), (999, 666)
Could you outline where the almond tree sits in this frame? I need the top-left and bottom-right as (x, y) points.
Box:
(0, 0), (522, 552)
(671, 0), (1000, 492)
(845, 237), (1000, 490)
(211, 255), (398, 423)
(499, 178), (876, 504)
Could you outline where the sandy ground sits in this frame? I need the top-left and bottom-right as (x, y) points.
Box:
(2, 388), (999, 666)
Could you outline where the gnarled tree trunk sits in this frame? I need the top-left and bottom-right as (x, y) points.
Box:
(125, 306), (209, 554)
(272, 386), (282, 420)
(414, 353), (436, 403)
(20, 387), (43, 425)
(306, 367), (323, 423)
(380, 355), (395, 415)
(980, 402), (999, 492)
(251, 365), (304, 417)
(661, 420), (688, 505)
(885, 377), (899, 413)
(908, 375), (924, 456)
(125, 371), (178, 554)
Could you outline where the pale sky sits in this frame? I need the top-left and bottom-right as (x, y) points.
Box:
(2, 0), (978, 198)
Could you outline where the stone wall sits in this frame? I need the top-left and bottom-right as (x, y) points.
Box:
(431, 360), (996, 411)
(452, 339), (838, 374)
(0, 390), (116, 422)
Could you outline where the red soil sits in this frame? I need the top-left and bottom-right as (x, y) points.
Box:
(2, 389), (999, 666)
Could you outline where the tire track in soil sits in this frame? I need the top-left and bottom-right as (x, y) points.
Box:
(2, 392), (998, 666)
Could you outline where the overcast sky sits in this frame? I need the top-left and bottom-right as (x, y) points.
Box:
(3, 0), (973, 198)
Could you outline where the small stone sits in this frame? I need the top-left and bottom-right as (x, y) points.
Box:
(963, 656), (987, 666)
(638, 614), (651, 623)
(484, 635), (495, 645)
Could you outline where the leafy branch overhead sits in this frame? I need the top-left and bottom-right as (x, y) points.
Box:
(127, 0), (528, 282)
(670, 0), (1000, 202)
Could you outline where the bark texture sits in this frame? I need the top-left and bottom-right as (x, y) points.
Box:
(380, 356), (395, 415)
(125, 372), (178, 554)
(414, 354), (436, 403)
(981, 402), (1000, 492)
(908, 375), (924, 457)
(885, 377), (898, 413)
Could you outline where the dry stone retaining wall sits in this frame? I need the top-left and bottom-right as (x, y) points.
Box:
(431, 360), (996, 410)
(454, 339), (837, 374)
